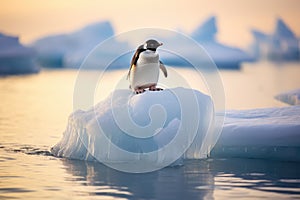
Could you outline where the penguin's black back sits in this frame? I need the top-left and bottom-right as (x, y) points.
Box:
(130, 45), (146, 67)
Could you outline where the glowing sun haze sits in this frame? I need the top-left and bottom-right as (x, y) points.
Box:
(0, 0), (299, 48)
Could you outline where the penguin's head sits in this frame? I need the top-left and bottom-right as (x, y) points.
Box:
(144, 39), (163, 51)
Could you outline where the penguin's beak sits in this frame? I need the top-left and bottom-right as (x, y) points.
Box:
(159, 42), (163, 46)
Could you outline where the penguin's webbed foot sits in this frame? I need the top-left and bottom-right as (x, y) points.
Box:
(135, 89), (145, 94)
(150, 88), (163, 91)
(149, 86), (163, 91)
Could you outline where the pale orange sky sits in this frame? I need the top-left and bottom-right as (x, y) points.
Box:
(0, 0), (299, 48)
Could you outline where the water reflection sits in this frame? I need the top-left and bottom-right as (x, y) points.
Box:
(61, 158), (300, 199)
(211, 158), (300, 198)
(1, 65), (300, 199)
(61, 159), (214, 200)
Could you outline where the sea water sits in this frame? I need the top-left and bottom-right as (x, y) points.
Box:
(0, 62), (300, 199)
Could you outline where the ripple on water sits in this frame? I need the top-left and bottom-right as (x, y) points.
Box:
(3, 144), (53, 156)
(0, 187), (34, 193)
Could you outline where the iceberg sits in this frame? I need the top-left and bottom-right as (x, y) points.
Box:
(32, 21), (129, 68)
(51, 86), (300, 168)
(51, 87), (219, 172)
(250, 18), (300, 61)
(250, 30), (270, 59)
(192, 16), (254, 69)
(0, 33), (39, 75)
(191, 16), (217, 42)
(161, 16), (254, 69)
(275, 88), (300, 105)
(211, 106), (300, 161)
(32, 17), (254, 70)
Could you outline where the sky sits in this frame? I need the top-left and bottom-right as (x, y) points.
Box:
(0, 0), (300, 48)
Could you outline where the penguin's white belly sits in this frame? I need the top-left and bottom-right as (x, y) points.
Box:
(130, 63), (160, 89)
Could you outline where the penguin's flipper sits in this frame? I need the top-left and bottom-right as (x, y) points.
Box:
(127, 46), (144, 80)
(159, 61), (168, 77)
(126, 64), (134, 80)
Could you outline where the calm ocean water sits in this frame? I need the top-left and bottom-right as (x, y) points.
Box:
(0, 62), (300, 199)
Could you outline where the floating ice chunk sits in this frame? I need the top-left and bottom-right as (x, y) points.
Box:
(275, 88), (300, 105)
(52, 87), (300, 164)
(212, 106), (300, 161)
(51, 87), (216, 171)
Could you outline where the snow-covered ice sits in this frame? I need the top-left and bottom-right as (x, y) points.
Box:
(275, 88), (300, 105)
(51, 88), (218, 171)
(52, 88), (300, 166)
(212, 105), (300, 161)
(0, 33), (39, 75)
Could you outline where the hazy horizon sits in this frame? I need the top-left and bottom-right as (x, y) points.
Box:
(1, 0), (300, 48)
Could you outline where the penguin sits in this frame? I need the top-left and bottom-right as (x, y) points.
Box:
(127, 39), (168, 94)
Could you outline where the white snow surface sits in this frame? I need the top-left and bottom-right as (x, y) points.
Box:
(275, 88), (300, 105)
(51, 88), (217, 168)
(52, 88), (300, 164)
(212, 105), (300, 161)
(221, 106), (300, 146)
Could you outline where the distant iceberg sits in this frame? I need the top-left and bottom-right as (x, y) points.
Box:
(32, 17), (254, 70)
(161, 16), (254, 69)
(250, 18), (300, 61)
(191, 16), (254, 69)
(0, 33), (39, 75)
(51, 88), (219, 172)
(275, 88), (300, 105)
(32, 21), (129, 68)
(212, 106), (300, 161)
